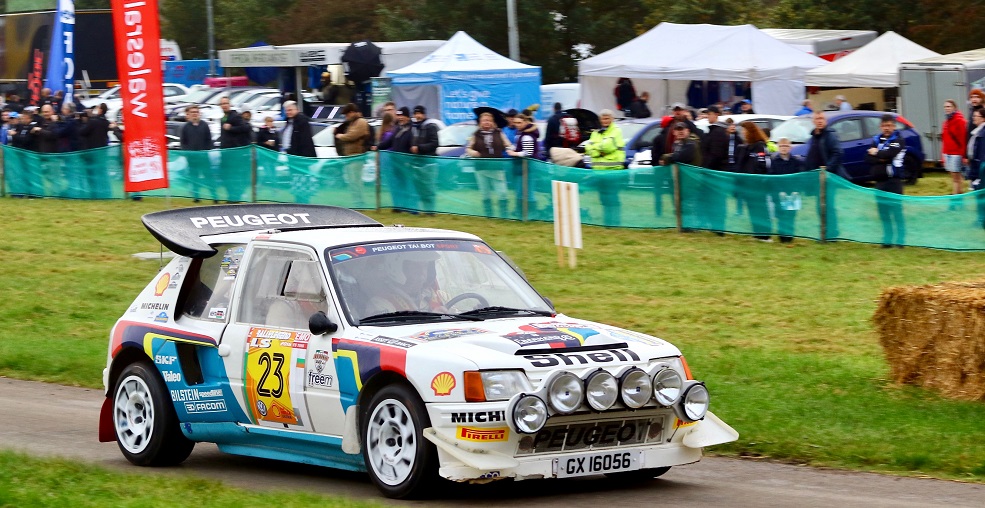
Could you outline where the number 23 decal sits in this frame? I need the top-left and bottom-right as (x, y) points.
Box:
(256, 352), (285, 398)
(245, 339), (298, 425)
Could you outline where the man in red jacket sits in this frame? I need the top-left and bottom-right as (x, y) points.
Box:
(942, 99), (967, 195)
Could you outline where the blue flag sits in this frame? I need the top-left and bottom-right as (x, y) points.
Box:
(44, 0), (76, 107)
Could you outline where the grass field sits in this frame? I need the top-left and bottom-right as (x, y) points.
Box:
(0, 450), (380, 508)
(1, 182), (984, 484)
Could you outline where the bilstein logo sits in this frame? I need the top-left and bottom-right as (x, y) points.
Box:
(431, 372), (456, 396)
(457, 426), (508, 442)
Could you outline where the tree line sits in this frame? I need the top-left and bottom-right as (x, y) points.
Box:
(19, 0), (984, 84)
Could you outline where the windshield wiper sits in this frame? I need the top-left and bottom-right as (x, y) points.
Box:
(359, 310), (484, 325)
(458, 306), (555, 318)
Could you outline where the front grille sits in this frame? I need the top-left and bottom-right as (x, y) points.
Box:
(515, 415), (668, 456)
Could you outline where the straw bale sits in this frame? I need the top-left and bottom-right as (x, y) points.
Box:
(874, 281), (985, 401)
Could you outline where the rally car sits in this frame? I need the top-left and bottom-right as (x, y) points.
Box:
(99, 204), (738, 498)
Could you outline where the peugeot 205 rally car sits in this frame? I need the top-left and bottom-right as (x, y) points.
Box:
(99, 204), (738, 498)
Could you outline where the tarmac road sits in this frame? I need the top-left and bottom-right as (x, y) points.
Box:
(2, 377), (981, 507)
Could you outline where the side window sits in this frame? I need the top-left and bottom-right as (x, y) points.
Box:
(831, 119), (864, 142)
(861, 116), (882, 138)
(238, 247), (328, 329)
(638, 126), (662, 148)
(181, 244), (246, 321)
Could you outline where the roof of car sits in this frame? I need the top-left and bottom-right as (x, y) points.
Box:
(142, 205), (383, 258)
(794, 110), (899, 119)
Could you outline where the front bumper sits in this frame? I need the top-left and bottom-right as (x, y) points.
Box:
(424, 402), (737, 482)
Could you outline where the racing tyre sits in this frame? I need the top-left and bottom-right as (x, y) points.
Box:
(361, 383), (438, 499)
(604, 466), (671, 482)
(113, 362), (194, 466)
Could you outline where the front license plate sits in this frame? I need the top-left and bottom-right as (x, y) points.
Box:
(555, 450), (640, 478)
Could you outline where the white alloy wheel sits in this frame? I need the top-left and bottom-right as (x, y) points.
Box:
(366, 398), (418, 486)
(115, 374), (156, 454)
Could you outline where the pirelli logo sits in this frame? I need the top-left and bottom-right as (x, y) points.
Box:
(457, 426), (509, 442)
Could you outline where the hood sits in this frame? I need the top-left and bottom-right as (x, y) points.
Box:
(355, 315), (680, 368)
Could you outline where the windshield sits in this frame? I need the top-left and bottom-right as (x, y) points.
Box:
(327, 240), (551, 325)
(180, 89), (217, 103)
(439, 123), (476, 147)
(770, 117), (814, 144)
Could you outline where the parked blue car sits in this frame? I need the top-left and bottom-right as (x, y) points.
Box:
(770, 111), (924, 183)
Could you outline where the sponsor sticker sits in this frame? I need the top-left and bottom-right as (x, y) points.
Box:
(184, 399), (227, 413)
(154, 312), (169, 323)
(431, 372), (456, 396)
(154, 273), (170, 296)
(208, 307), (226, 320)
(411, 328), (489, 341)
(313, 349), (331, 373)
(451, 411), (506, 424)
(457, 426), (508, 442)
(369, 336), (418, 349)
(674, 418), (697, 429)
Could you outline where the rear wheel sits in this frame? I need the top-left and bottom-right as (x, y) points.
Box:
(605, 466), (671, 482)
(113, 362), (194, 466)
(361, 383), (438, 499)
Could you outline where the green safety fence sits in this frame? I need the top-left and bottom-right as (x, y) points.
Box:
(6, 145), (985, 250)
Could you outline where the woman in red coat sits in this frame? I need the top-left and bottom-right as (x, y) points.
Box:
(942, 99), (968, 194)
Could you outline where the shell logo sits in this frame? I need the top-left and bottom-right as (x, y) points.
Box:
(154, 273), (171, 296)
(431, 372), (456, 396)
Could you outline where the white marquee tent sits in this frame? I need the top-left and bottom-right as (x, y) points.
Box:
(578, 23), (829, 115)
(804, 31), (941, 88)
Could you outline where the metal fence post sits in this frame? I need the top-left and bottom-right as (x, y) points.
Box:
(672, 163), (683, 232)
(251, 146), (258, 203)
(522, 158), (529, 221)
(819, 167), (827, 242)
(0, 146), (6, 198)
(375, 151), (381, 211)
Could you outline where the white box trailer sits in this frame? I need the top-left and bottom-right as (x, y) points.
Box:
(899, 49), (985, 162)
(761, 29), (877, 61)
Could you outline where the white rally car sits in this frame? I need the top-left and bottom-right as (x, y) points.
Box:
(99, 204), (737, 498)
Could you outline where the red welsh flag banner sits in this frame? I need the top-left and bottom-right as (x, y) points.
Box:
(111, 0), (168, 192)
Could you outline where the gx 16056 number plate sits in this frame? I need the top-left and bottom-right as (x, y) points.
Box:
(554, 450), (640, 478)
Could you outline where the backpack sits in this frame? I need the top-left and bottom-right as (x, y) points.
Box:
(560, 115), (581, 147)
(364, 122), (376, 151)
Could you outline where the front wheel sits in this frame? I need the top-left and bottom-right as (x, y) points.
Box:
(113, 362), (194, 466)
(604, 466), (671, 482)
(361, 384), (438, 499)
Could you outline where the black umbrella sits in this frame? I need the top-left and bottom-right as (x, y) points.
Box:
(564, 108), (601, 132)
(341, 40), (384, 84)
(473, 107), (509, 128)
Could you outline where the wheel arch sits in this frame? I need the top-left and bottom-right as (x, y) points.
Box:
(106, 345), (156, 396)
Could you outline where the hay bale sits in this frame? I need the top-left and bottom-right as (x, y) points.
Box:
(874, 281), (985, 401)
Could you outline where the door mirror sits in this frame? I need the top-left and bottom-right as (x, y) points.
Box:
(309, 311), (338, 335)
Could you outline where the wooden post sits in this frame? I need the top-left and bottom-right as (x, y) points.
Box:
(556, 180), (566, 267)
(819, 167), (827, 242)
(672, 163), (683, 232)
(521, 158), (529, 221)
(375, 151), (381, 211)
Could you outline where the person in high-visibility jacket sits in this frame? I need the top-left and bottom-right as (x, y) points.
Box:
(584, 109), (626, 226)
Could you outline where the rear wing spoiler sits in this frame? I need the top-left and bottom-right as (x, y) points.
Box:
(142, 204), (383, 258)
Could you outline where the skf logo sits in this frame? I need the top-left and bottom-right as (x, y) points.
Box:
(431, 372), (456, 396)
(457, 426), (508, 442)
(154, 273), (171, 296)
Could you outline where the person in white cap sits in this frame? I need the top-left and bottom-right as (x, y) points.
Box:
(835, 95), (852, 111)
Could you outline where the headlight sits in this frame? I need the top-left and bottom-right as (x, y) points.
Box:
(513, 395), (548, 433)
(678, 382), (709, 422)
(652, 366), (683, 406)
(619, 368), (652, 409)
(464, 370), (532, 402)
(584, 370), (618, 411)
(547, 371), (583, 414)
